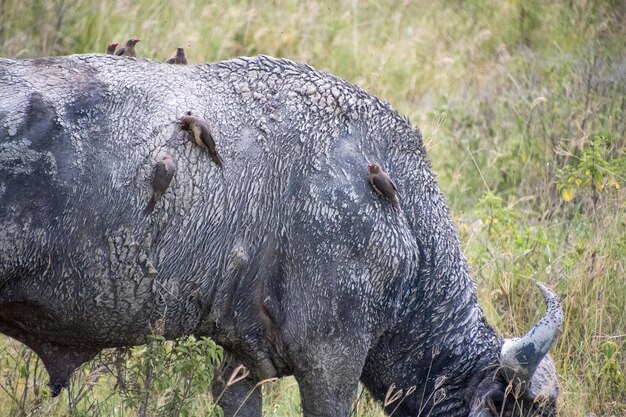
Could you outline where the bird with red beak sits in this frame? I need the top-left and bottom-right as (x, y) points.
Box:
(116, 38), (141, 57)
(179, 115), (224, 168)
(166, 47), (188, 65)
(144, 155), (176, 215)
(106, 42), (119, 54)
(367, 163), (399, 210)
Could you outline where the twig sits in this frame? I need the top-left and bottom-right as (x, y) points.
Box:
(456, 136), (491, 193)
(350, 382), (366, 416)
(0, 382), (25, 414)
(233, 378), (277, 417)
(136, 362), (154, 417)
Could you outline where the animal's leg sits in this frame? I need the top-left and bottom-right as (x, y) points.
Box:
(0, 303), (98, 397)
(211, 361), (261, 417)
(294, 339), (368, 417)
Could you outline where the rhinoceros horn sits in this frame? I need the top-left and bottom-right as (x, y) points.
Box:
(499, 282), (563, 386)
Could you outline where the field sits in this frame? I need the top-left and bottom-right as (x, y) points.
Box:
(1, 0), (625, 415)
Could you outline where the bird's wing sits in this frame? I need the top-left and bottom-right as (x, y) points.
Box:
(153, 163), (174, 191)
(390, 177), (399, 195)
(115, 48), (125, 56)
(199, 123), (215, 147)
(371, 175), (390, 193)
(190, 123), (205, 148)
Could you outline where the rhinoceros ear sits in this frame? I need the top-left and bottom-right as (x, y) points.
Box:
(499, 282), (563, 387)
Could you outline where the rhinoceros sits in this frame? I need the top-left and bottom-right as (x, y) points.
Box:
(0, 54), (562, 417)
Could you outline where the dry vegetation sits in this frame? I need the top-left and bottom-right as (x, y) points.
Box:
(1, 0), (625, 416)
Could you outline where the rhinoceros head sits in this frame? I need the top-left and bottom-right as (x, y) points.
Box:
(469, 283), (563, 417)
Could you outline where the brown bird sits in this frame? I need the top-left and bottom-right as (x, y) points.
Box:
(144, 155), (176, 215)
(106, 42), (119, 54)
(166, 47), (188, 65)
(367, 164), (399, 210)
(116, 38), (141, 57)
(179, 115), (224, 168)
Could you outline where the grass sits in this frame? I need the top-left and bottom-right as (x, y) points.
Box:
(1, 0), (625, 415)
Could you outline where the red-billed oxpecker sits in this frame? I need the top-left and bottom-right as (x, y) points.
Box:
(179, 115), (224, 168)
(166, 47), (188, 65)
(144, 155), (176, 215)
(116, 38), (140, 57)
(367, 163), (399, 210)
(106, 42), (119, 55)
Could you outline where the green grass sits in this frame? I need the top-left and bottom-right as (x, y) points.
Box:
(1, 0), (625, 415)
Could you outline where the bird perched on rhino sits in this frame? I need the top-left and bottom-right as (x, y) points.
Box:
(106, 42), (119, 55)
(144, 155), (176, 215)
(116, 38), (140, 57)
(367, 163), (399, 210)
(166, 47), (188, 65)
(179, 115), (224, 168)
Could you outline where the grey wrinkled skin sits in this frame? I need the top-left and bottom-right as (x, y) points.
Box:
(0, 54), (559, 416)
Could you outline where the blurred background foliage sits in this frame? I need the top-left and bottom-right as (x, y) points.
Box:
(1, 0), (625, 415)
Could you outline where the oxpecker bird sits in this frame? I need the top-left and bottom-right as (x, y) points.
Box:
(179, 115), (224, 168)
(116, 38), (140, 57)
(144, 155), (176, 215)
(106, 42), (119, 54)
(166, 47), (188, 64)
(367, 164), (399, 210)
